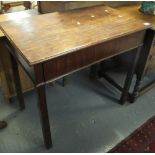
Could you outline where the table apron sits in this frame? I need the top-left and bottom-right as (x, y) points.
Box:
(43, 30), (145, 83)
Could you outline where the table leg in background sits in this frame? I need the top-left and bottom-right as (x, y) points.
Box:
(10, 53), (25, 110)
(120, 47), (141, 105)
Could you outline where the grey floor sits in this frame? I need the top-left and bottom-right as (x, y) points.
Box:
(0, 68), (155, 153)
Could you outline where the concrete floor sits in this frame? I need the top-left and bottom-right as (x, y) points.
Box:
(0, 69), (155, 153)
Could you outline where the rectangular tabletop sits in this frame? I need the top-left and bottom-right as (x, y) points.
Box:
(0, 5), (151, 66)
(0, 5), (153, 149)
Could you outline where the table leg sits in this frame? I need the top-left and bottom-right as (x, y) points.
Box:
(34, 64), (52, 149)
(36, 85), (52, 149)
(131, 29), (155, 103)
(89, 64), (100, 79)
(120, 48), (140, 105)
(62, 77), (67, 87)
(10, 53), (25, 110)
(131, 76), (143, 103)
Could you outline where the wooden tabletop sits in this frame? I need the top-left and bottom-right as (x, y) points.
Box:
(118, 4), (155, 29)
(0, 9), (39, 37)
(0, 5), (151, 66)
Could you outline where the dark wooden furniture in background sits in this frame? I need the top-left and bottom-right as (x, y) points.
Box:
(37, 1), (139, 14)
(0, 5), (151, 148)
(0, 1), (31, 13)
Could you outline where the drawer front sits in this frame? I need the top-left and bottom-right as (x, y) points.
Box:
(43, 30), (145, 82)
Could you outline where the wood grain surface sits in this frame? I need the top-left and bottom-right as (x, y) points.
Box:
(0, 5), (151, 66)
(118, 4), (155, 29)
(44, 30), (145, 81)
(0, 9), (39, 37)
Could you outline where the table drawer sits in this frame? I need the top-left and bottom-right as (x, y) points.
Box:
(43, 30), (145, 82)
